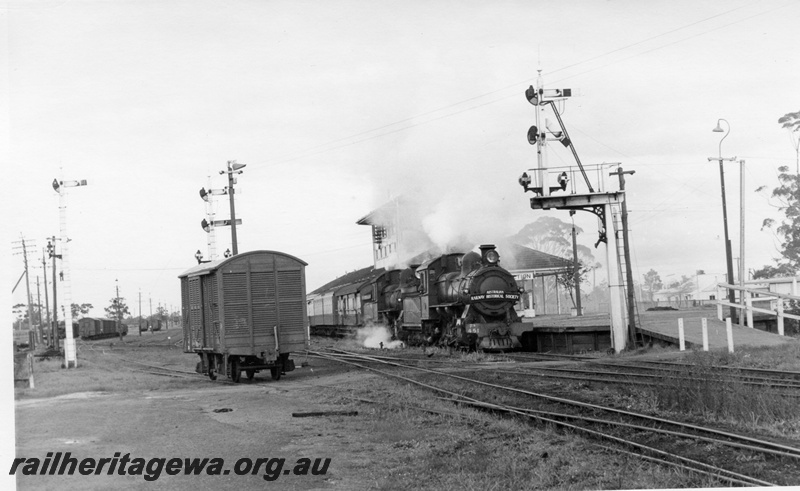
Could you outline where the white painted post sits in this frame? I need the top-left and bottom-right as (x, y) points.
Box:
(27, 352), (34, 389)
(605, 202), (627, 353)
(678, 318), (685, 351)
(726, 318), (734, 353)
(745, 291), (753, 328)
(777, 300), (785, 336)
(701, 318), (709, 351)
(716, 286), (724, 321)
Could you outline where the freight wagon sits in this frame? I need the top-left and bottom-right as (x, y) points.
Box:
(180, 250), (309, 382)
(78, 317), (127, 340)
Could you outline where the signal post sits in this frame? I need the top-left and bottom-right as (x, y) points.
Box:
(518, 73), (631, 352)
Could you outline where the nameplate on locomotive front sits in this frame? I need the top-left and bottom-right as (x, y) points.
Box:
(470, 290), (519, 301)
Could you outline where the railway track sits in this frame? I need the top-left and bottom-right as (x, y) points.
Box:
(311, 348), (800, 487)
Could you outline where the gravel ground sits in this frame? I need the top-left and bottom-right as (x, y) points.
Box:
(14, 354), (385, 491)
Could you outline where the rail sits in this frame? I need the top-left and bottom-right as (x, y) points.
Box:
(716, 283), (800, 336)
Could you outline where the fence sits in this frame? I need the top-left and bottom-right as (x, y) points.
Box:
(716, 282), (800, 336)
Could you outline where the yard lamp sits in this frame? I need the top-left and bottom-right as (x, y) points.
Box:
(712, 119), (738, 323)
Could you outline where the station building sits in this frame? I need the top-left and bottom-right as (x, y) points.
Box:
(339, 198), (578, 317)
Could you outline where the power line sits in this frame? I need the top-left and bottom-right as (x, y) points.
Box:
(244, 0), (793, 171)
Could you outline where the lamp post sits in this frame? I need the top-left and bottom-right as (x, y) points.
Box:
(711, 119), (738, 323)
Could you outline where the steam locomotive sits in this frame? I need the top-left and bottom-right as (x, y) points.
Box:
(308, 244), (531, 350)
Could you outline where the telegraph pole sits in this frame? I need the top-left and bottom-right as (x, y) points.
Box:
(41, 249), (51, 347)
(610, 167), (637, 345)
(115, 280), (123, 342)
(570, 211), (582, 316)
(14, 237), (38, 345)
(138, 290), (142, 336)
(47, 238), (60, 351)
(35, 277), (42, 342)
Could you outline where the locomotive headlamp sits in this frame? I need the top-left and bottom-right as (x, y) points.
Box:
(518, 172), (531, 189)
(485, 250), (499, 264)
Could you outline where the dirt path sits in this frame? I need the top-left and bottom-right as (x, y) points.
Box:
(14, 365), (382, 490)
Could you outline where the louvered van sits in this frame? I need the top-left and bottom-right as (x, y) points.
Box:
(179, 250), (308, 382)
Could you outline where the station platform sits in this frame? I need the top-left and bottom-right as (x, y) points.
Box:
(637, 309), (794, 350)
(527, 309), (796, 351)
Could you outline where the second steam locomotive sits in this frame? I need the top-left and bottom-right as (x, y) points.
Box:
(308, 244), (531, 350)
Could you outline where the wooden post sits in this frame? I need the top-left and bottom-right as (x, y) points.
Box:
(678, 318), (685, 351)
(701, 318), (709, 351)
(726, 318), (734, 353)
(541, 276), (547, 315)
(717, 286), (724, 321)
(777, 300), (785, 336)
(745, 292), (753, 328)
(27, 352), (34, 389)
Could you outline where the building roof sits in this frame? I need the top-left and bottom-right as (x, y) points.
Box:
(309, 265), (384, 295)
(355, 197), (414, 226)
(309, 242), (573, 296)
(496, 242), (574, 272)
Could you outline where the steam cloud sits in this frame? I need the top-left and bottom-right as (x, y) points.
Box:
(356, 325), (404, 349)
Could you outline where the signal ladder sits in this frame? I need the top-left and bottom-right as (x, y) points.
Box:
(610, 203), (644, 347)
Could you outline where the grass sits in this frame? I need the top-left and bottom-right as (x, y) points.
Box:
(13, 340), (197, 399)
(615, 343), (800, 438)
(15, 335), (800, 489)
(321, 377), (724, 490)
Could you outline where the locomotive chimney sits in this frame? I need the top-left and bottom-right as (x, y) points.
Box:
(479, 244), (500, 265)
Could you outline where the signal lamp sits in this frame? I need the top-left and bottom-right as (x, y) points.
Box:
(525, 85), (539, 106)
(527, 126), (539, 144)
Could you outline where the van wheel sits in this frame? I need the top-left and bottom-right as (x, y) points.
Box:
(230, 357), (241, 383)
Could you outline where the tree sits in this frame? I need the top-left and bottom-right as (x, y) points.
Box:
(556, 262), (594, 309)
(511, 216), (599, 312)
(755, 165), (800, 277)
(668, 275), (696, 308)
(104, 297), (130, 321)
(71, 303), (93, 318)
(12, 303), (26, 330)
(778, 110), (800, 174)
(642, 269), (663, 302)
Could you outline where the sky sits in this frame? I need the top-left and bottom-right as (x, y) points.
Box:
(5, 0), (800, 323)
